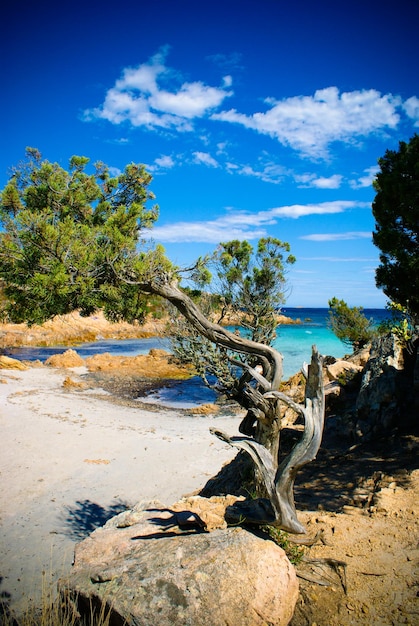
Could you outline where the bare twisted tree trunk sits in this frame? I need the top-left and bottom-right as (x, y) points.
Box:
(140, 276), (325, 534)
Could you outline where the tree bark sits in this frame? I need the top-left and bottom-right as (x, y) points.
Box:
(140, 276), (325, 533)
(140, 277), (283, 387)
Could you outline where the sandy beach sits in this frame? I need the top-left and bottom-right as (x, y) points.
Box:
(2, 355), (419, 625)
(0, 364), (239, 615)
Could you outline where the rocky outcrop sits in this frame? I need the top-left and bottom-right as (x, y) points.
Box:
(0, 355), (28, 370)
(45, 349), (85, 368)
(84, 349), (192, 379)
(325, 359), (363, 382)
(356, 334), (416, 438)
(60, 500), (299, 626)
(0, 310), (165, 349)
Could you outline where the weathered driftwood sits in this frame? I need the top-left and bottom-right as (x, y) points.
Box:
(211, 347), (324, 533)
(139, 276), (325, 534)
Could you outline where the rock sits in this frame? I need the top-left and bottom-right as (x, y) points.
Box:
(84, 351), (192, 379)
(171, 495), (244, 531)
(0, 355), (28, 370)
(188, 403), (219, 415)
(62, 376), (88, 390)
(326, 360), (363, 382)
(60, 500), (299, 626)
(346, 346), (371, 368)
(356, 334), (413, 438)
(45, 349), (85, 368)
(324, 381), (342, 398)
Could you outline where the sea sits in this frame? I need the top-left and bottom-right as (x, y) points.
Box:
(7, 308), (389, 408)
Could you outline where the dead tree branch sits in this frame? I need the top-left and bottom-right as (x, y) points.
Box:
(211, 347), (324, 534)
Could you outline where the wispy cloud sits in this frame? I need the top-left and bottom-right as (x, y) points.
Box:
(270, 200), (368, 219)
(145, 218), (266, 243)
(83, 47), (232, 131)
(193, 151), (219, 167)
(228, 161), (290, 184)
(349, 165), (379, 189)
(295, 173), (343, 189)
(147, 154), (176, 172)
(212, 86), (401, 158)
(300, 231), (372, 241)
(144, 201), (368, 243)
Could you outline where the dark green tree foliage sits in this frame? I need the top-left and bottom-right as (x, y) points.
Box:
(0, 148), (168, 324)
(328, 297), (375, 351)
(372, 134), (419, 326)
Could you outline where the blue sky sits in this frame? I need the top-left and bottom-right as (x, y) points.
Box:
(2, 0), (419, 308)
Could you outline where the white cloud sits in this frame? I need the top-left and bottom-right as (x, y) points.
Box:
(193, 152), (219, 167)
(155, 155), (175, 168)
(84, 51), (417, 163)
(84, 48), (232, 131)
(311, 175), (343, 189)
(300, 231), (372, 241)
(270, 200), (368, 219)
(295, 173), (343, 188)
(147, 154), (176, 172)
(212, 86), (401, 158)
(150, 81), (230, 119)
(349, 165), (380, 189)
(145, 218), (266, 243)
(403, 96), (419, 126)
(143, 200), (368, 243)
(230, 161), (289, 184)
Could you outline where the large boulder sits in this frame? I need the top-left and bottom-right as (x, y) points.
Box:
(60, 500), (299, 626)
(356, 333), (415, 438)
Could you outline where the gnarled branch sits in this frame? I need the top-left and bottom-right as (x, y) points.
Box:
(211, 346), (324, 534)
(137, 276), (284, 388)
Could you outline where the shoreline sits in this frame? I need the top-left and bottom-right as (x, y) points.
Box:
(0, 310), (301, 350)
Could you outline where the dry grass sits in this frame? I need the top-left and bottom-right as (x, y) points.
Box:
(0, 572), (119, 626)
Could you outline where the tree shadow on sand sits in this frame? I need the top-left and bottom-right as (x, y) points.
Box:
(60, 499), (131, 542)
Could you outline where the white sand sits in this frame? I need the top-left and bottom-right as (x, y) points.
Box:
(0, 366), (239, 614)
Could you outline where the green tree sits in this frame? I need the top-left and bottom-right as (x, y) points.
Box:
(372, 134), (419, 328)
(0, 149), (324, 534)
(170, 237), (296, 417)
(328, 297), (376, 351)
(214, 238), (296, 344)
(0, 147), (167, 324)
(378, 301), (415, 347)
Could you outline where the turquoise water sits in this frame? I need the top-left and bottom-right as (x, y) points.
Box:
(7, 308), (388, 406)
(276, 307), (388, 378)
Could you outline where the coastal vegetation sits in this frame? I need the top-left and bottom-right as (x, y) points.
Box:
(326, 134), (419, 360)
(0, 148), (324, 534)
(372, 133), (419, 330)
(327, 297), (376, 350)
(0, 135), (418, 625)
